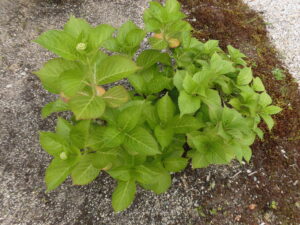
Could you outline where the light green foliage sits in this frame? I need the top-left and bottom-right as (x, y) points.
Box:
(112, 180), (136, 212)
(102, 21), (145, 56)
(272, 68), (286, 80)
(35, 0), (281, 212)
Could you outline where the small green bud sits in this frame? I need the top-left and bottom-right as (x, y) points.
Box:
(76, 42), (87, 51)
(60, 152), (68, 160)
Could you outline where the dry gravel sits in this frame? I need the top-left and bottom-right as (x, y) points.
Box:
(243, 0), (300, 84)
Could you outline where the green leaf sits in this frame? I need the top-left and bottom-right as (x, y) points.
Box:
(108, 166), (132, 181)
(56, 117), (72, 140)
(45, 157), (78, 192)
(149, 37), (168, 50)
(86, 125), (106, 150)
(203, 40), (221, 55)
(125, 29), (145, 47)
(259, 92), (272, 107)
(92, 148), (120, 170)
(229, 98), (241, 110)
(252, 77), (265, 92)
(173, 70), (187, 91)
(89, 24), (115, 49)
(163, 156), (188, 172)
(34, 58), (79, 94)
(90, 50), (108, 66)
(253, 126), (264, 140)
(261, 113), (274, 130)
(60, 69), (86, 97)
(188, 134), (234, 167)
(96, 55), (138, 85)
(42, 99), (69, 118)
(143, 168), (171, 194)
(135, 164), (159, 184)
(102, 38), (120, 52)
(210, 53), (235, 75)
(221, 107), (249, 133)
(123, 127), (160, 155)
(154, 126), (174, 149)
(71, 154), (100, 185)
(165, 0), (180, 13)
(231, 144), (243, 162)
(146, 1), (166, 23)
(92, 148), (120, 169)
(144, 18), (162, 32)
(227, 45), (246, 66)
(181, 31), (191, 48)
(34, 30), (77, 60)
(214, 76), (232, 94)
(143, 103), (159, 129)
(187, 149), (209, 169)
(201, 89), (222, 107)
(117, 21), (139, 43)
(40, 132), (68, 157)
(183, 74), (198, 94)
(128, 73), (145, 94)
(263, 105), (282, 115)
(100, 108), (119, 127)
(69, 95), (105, 120)
(102, 86), (130, 108)
(243, 146), (252, 163)
(70, 120), (91, 149)
(119, 152), (147, 167)
(137, 49), (171, 69)
(169, 115), (204, 133)
(112, 180), (136, 212)
(237, 67), (253, 85)
(156, 93), (175, 124)
(117, 101), (144, 131)
(64, 16), (91, 38)
(101, 126), (125, 148)
(178, 90), (201, 116)
(146, 74), (173, 94)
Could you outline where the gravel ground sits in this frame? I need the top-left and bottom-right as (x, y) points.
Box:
(243, 0), (300, 83)
(0, 0), (299, 224)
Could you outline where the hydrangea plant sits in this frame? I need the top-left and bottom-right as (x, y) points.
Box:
(34, 0), (282, 211)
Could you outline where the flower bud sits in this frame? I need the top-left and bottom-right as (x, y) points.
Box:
(153, 33), (164, 40)
(102, 163), (112, 171)
(60, 92), (70, 103)
(60, 152), (68, 160)
(168, 38), (180, 48)
(76, 42), (87, 51)
(96, 86), (106, 96)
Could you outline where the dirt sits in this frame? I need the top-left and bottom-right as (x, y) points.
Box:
(179, 0), (300, 224)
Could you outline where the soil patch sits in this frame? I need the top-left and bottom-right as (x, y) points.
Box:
(179, 0), (300, 224)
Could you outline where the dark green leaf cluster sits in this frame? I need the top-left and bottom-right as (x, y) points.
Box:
(34, 0), (282, 212)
